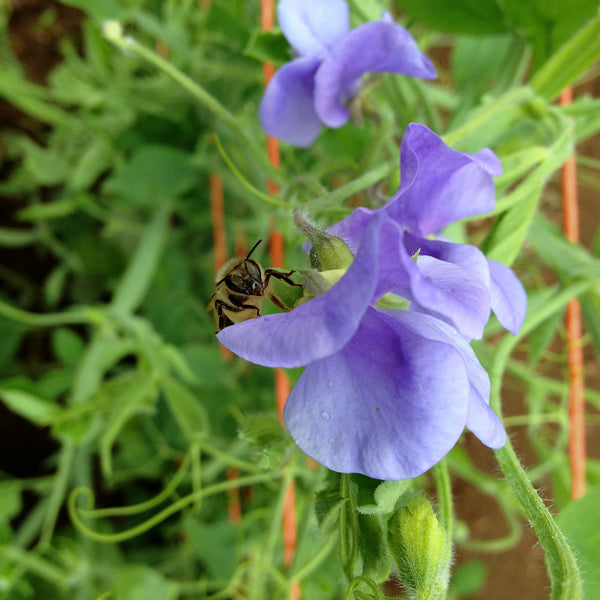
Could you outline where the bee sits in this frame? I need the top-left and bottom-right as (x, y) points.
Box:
(207, 239), (303, 331)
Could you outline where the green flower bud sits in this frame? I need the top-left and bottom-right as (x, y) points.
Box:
(293, 210), (354, 271)
(387, 497), (451, 600)
(295, 268), (346, 304)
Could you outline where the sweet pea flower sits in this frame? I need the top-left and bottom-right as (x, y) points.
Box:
(217, 213), (507, 480)
(329, 123), (527, 341)
(259, 0), (437, 147)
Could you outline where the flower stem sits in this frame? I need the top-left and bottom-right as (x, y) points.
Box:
(102, 21), (273, 175)
(490, 283), (588, 600)
(432, 460), (452, 561)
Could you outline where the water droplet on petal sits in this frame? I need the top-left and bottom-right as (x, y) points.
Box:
(321, 411), (330, 420)
(327, 381), (334, 389)
(328, 437), (335, 444)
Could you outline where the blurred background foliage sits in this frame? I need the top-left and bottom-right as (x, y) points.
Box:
(0, 0), (599, 598)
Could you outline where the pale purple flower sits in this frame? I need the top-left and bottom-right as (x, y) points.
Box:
(259, 0), (437, 147)
(329, 123), (527, 341)
(217, 213), (507, 480)
(216, 124), (526, 480)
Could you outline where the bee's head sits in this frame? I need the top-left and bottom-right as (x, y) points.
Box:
(236, 258), (264, 295)
(226, 240), (265, 295)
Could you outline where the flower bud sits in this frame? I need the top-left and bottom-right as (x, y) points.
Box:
(293, 211), (354, 271)
(102, 19), (123, 41)
(387, 497), (450, 600)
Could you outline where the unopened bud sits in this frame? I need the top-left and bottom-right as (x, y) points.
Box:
(102, 19), (123, 41)
(388, 497), (450, 600)
(293, 211), (354, 271)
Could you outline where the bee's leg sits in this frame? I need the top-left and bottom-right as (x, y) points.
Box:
(264, 269), (303, 289)
(227, 295), (262, 317)
(213, 298), (261, 334)
(268, 293), (291, 312)
(218, 312), (234, 331)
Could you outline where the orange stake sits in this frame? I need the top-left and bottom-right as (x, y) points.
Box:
(227, 467), (242, 524)
(262, 0), (299, 595)
(210, 173), (227, 273)
(560, 87), (586, 499)
(209, 172), (233, 360)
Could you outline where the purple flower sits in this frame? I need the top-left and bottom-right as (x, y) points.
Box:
(217, 213), (507, 480)
(329, 123), (527, 341)
(259, 0), (437, 147)
(216, 124), (526, 480)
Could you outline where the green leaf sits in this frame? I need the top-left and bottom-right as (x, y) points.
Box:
(18, 196), (89, 221)
(52, 328), (86, 368)
(0, 227), (38, 247)
(102, 145), (199, 206)
(0, 69), (72, 127)
(111, 205), (171, 313)
(397, 0), (508, 34)
(528, 310), (564, 366)
(356, 480), (412, 515)
(581, 292), (600, 357)
(531, 14), (600, 100)
(526, 215), (598, 279)
(162, 376), (208, 442)
(0, 389), (62, 426)
(448, 560), (487, 598)
(482, 124), (573, 265)
(98, 372), (158, 477)
(452, 35), (515, 94)
(358, 514), (390, 583)
(0, 482), (23, 521)
(556, 485), (600, 600)
(17, 138), (69, 186)
(60, 0), (128, 22)
(113, 565), (176, 600)
(500, 0), (600, 69)
(68, 139), (113, 191)
(187, 518), (238, 580)
(244, 28), (290, 66)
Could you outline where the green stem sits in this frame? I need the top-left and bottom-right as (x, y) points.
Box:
(491, 282), (589, 600)
(305, 160), (396, 211)
(102, 22), (274, 176)
(431, 461), (452, 600)
(69, 471), (279, 544)
(432, 460), (452, 542)
(38, 438), (76, 549)
(443, 86), (534, 148)
(531, 15), (600, 101)
(339, 474), (359, 581)
(0, 301), (95, 328)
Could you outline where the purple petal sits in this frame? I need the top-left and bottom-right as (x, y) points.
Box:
(386, 124), (500, 236)
(379, 309), (504, 449)
(278, 0), (349, 58)
(400, 255), (491, 341)
(472, 148), (503, 177)
(327, 206), (378, 253)
(314, 21), (437, 127)
(328, 211), (412, 300)
(283, 309), (470, 480)
(258, 56), (322, 147)
(217, 213), (383, 368)
(403, 233), (491, 289)
(487, 259), (527, 335)
(466, 396), (506, 449)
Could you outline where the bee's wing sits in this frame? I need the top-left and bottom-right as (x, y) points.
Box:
(206, 293), (216, 313)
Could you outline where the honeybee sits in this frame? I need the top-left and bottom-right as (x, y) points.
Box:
(207, 239), (303, 331)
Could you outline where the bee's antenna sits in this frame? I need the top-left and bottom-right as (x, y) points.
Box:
(246, 239), (262, 260)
